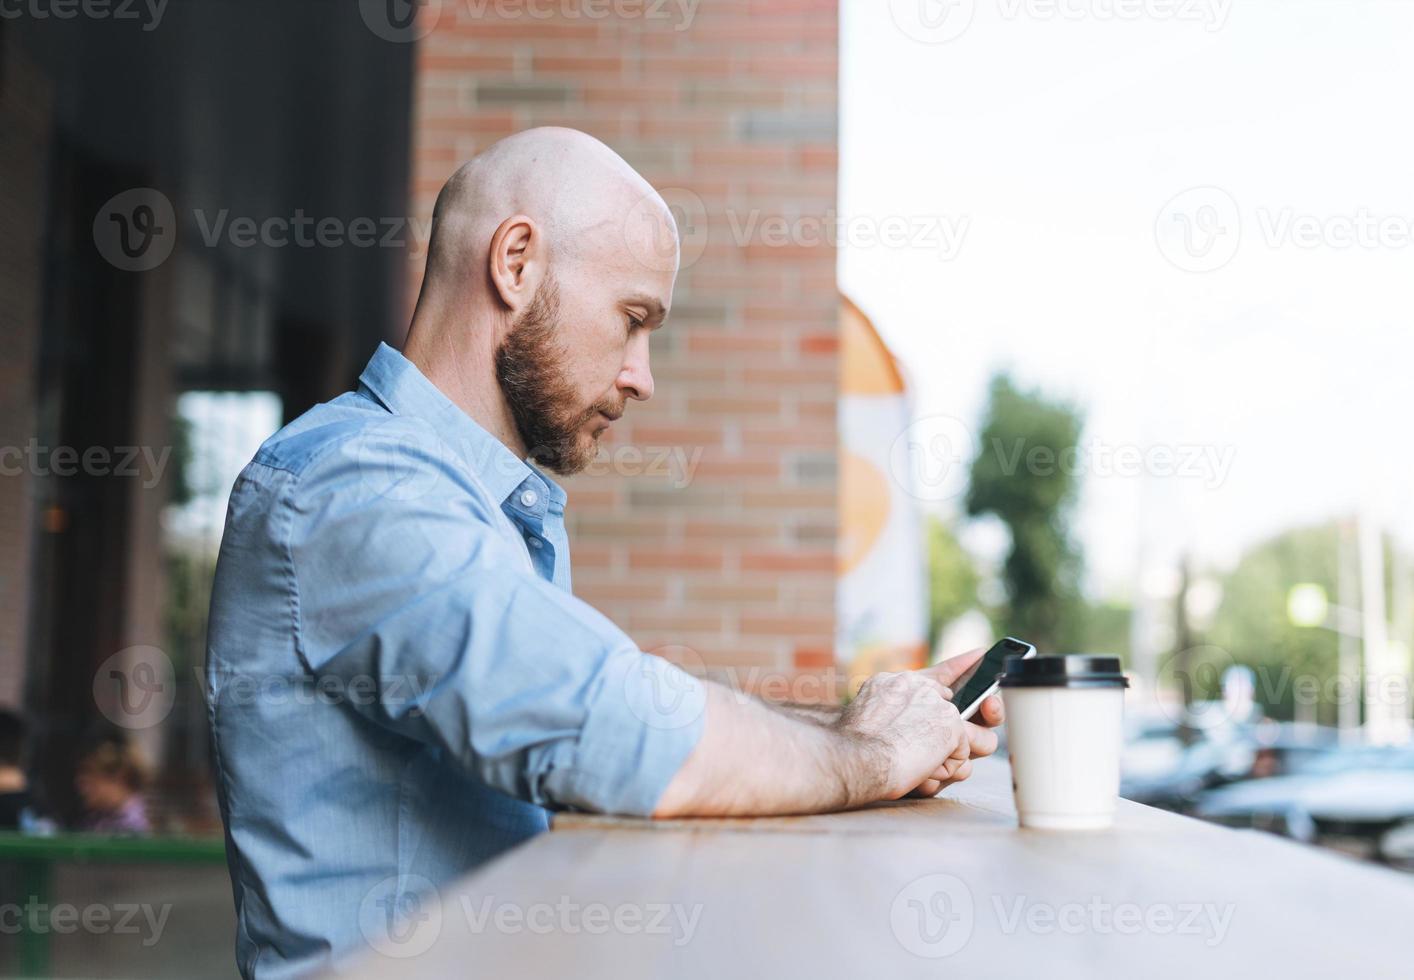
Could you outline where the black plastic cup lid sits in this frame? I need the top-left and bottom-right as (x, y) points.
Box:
(999, 654), (1129, 689)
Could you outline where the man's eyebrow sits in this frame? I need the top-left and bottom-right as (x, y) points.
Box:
(625, 294), (669, 326)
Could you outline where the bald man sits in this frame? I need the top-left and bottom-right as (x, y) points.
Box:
(206, 128), (1003, 978)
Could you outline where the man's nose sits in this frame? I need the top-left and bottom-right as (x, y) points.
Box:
(618, 337), (654, 402)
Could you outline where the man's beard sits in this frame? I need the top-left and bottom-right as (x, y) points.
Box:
(495, 274), (615, 475)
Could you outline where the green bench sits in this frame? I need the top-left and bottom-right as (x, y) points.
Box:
(0, 832), (226, 977)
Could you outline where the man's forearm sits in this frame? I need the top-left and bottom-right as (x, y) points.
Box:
(653, 682), (886, 818)
(765, 699), (844, 726)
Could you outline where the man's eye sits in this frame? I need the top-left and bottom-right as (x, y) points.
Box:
(627, 317), (644, 332)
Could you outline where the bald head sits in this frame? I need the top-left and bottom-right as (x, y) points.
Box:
(404, 127), (677, 473)
(421, 127), (676, 295)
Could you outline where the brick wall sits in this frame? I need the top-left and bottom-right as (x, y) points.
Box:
(0, 35), (51, 707)
(409, 0), (840, 690)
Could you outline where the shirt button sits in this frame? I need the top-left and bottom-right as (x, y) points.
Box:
(527, 537), (543, 549)
(519, 489), (539, 508)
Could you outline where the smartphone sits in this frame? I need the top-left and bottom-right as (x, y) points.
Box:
(953, 637), (1037, 720)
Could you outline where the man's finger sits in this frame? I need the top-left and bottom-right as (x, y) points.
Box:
(918, 647), (986, 688)
(974, 694), (1005, 727)
(965, 721), (999, 759)
(939, 759), (973, 786)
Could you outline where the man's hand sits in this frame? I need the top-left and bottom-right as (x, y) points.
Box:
(904, 648), (1008, 797)
(652, 649), (1007, 819)
(835, 670), (968, 801)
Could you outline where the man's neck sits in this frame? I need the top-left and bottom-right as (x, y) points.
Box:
(402, 312), (527, 459)
(0, 767), (26, 793)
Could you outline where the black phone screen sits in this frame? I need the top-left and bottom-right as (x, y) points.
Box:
(952, 637), (1034, 712)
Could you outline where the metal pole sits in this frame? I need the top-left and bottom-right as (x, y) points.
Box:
(1337, 519), (1360, 741)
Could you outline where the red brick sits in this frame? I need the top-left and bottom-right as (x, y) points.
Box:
(413, 0), (841, 676)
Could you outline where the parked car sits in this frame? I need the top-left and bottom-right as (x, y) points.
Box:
(1192, 744), (1414, 855)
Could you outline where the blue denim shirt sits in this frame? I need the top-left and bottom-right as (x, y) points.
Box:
(206, 343), (704, 978)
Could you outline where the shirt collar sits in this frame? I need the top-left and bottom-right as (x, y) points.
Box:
(356, 342), (567, 515)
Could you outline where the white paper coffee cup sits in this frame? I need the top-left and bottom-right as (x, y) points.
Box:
(1000, 655), (1129, 830)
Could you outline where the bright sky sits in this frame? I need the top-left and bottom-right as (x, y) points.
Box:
(840, 0), (1414, 598)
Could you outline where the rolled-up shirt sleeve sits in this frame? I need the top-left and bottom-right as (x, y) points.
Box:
(283, 423), (705, 816)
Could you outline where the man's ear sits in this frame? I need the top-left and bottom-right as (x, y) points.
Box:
(488, 214), (542, 312)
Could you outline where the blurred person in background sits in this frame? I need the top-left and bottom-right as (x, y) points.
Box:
(74, 729), (152, 835)
(0, 709), (41, 831)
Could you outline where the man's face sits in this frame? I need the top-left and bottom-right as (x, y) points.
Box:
(495, 235), (673, 474)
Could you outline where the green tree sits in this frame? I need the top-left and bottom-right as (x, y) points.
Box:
(926, 516), (980, 650)
(1077, 599), (1133, 661)
(1202, 523), (1343, 722)
(965, 374), (1086, 652)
